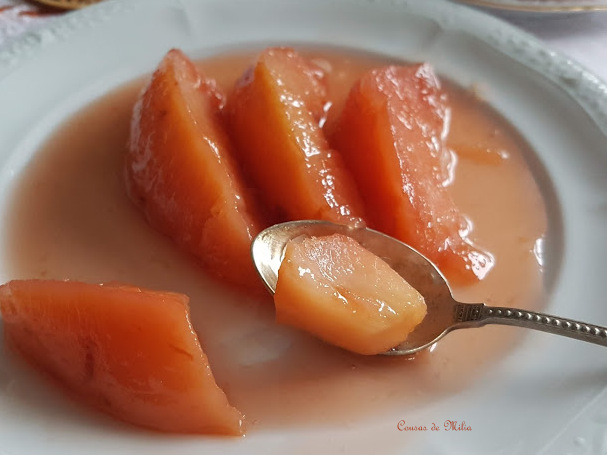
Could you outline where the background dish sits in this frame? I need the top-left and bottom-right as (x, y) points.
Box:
(0, 0), (606, 453)
(455, 0), (607, 13)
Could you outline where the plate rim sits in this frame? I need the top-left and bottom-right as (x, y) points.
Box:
(1, 0), (605, 136)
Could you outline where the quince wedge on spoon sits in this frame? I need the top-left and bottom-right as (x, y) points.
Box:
(252, 220), (607, 355)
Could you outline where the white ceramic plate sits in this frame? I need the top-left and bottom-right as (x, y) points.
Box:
(1, 0), (607, 453)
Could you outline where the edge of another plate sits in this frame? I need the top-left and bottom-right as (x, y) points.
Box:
(456, 0), (607, 13)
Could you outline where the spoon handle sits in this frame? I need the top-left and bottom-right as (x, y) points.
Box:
(456, 303), (607, 347)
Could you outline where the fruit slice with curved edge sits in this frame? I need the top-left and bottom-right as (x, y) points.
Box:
(227, 47), (365, 225)
(0, 280), (244, 435)
(332, 64), (493, 284)
(273, 234), (426, 355)
(126, 49), (263, 290)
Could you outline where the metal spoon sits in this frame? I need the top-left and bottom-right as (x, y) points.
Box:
(251, 219), (607, 355)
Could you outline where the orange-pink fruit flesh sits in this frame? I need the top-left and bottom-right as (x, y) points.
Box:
(126, 49), (264, 291)
(0, 279), (244, 435)
(273, 234), (427, 355)
(332, 64), (493, 284)
(227, 47), (365, 225)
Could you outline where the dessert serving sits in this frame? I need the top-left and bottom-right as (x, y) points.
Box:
(0, 45), (548, 435)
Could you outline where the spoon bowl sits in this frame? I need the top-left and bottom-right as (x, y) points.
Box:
(252, 220), (607, 355)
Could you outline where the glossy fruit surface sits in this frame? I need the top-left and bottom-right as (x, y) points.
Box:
(274, 234), (427, 355)
(333, 64), (492, 283)
(0, 280), (244, 435)
(126, 49), (263, 290)
(228, 47), (365, 225)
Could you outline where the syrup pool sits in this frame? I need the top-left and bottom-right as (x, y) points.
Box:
(1, 49), (553, 431)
